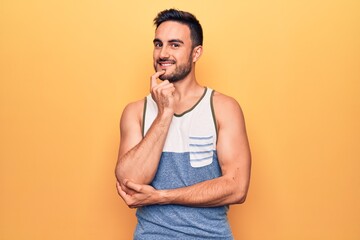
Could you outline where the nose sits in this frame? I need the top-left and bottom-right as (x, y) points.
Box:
(159, 46), (170, 59)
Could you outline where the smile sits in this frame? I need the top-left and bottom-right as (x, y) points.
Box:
(158, 60), (176, 67)
(160, 63), (173, 67)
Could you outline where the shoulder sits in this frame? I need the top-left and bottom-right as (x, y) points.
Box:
(212, 91), (243, 114)
(120, 98), (146, 127)
(212, 91), (245, 126)
(122, 98), (146, 115)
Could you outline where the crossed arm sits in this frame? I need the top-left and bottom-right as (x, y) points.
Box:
(115, 73), (251, 208)
(115, 71), (175, 193)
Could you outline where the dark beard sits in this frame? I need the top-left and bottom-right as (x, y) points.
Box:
(159, 63), (192, 83)
(154, 56), (192, 83)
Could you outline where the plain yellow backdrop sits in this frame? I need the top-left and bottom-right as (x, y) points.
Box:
(1, 0), (359, 239)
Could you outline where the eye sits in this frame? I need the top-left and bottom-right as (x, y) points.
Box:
(171, 43), (180, 48)
(154, 42), (162, 48)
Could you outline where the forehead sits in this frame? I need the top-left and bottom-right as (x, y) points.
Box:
(155, 21), (191, 44)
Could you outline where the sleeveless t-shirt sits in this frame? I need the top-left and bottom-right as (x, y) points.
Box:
(134, 87), (233, 240)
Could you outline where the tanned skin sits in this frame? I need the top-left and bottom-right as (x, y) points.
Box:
(115, 21), (251, 207)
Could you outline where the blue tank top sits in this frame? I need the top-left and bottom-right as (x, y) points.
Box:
(135, 88), (233, 240)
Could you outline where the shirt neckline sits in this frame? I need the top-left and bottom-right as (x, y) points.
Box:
(174, 87), (208, 117)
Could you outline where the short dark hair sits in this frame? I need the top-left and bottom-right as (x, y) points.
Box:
(154, 9), (203, 48)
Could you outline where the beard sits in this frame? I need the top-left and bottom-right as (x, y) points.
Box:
(154, 56), (192, 83)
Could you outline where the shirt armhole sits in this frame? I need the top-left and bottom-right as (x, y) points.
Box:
(142, 97), (147, 137)
(210, 90), (218, 143)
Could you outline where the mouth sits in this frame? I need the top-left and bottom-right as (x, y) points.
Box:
(157, 60), (176, 68)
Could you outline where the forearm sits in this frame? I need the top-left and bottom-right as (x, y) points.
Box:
(158, 176), (248, 207)
(115, 112), (172, 184)
(118, 162), (250, 208)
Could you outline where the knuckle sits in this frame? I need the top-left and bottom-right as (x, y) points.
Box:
(152, 86), (160, 94)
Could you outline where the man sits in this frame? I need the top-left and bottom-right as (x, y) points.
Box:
(115, 9), (251, 239)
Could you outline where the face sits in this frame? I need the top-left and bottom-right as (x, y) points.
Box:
(153, 21), (194, 82)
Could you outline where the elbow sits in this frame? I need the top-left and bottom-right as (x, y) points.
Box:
(232, 188), (248, 205)
(234, 193), (247, 205)
(114, 162), (125, 183)
(237, 193), (247, 204)
(115, 153), (131, 183)
(227, 177), (249, 205)
(115, 162), (152, 185)
(115, 155), (133, 183)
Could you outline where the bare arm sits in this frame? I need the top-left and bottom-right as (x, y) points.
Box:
(118, 92), (251, 207)
(115, 71), (175, 188)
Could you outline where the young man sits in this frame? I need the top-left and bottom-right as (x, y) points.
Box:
(115, 9), (251, 239)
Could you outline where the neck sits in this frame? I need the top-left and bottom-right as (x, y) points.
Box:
(172, 71), (203, 100)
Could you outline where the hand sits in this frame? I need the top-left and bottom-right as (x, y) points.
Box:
(116, 180), (159, 208)
(150, 70), (175, 115)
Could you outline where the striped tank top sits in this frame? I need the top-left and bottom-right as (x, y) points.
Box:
(134, 87), (233, 240)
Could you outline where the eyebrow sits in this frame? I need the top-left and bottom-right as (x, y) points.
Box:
(169, 39), (184, 44)
(153, 38), (184, 44)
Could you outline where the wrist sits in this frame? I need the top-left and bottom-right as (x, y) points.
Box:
(156, 110), (174, 124)
(161, 108), (175, 117)
(157, 189), (171, 205)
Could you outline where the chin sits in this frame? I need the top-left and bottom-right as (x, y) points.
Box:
(159, 74), (169, 81)
(159, 74), (179, 83)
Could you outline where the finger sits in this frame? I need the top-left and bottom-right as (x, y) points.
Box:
(154, 83), (174, 93)
(116, 181), (121, 194)
(117, 183), (128, 200)
(116, 181), (133, 196)
(161, 85), (176, 96)
(152, 81), (175, 95)
(150, 70), (165, 89)
(117, 186), (137, 208)
(156, 80), (173, 88)
(160, 89), (175, 98)
(150, 70), (166, 89)
(125, 180), (142, 192)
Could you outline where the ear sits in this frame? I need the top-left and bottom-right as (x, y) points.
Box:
(192, 45), (203, 63)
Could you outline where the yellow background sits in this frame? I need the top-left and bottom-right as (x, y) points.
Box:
(1, 0), (359, 239)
